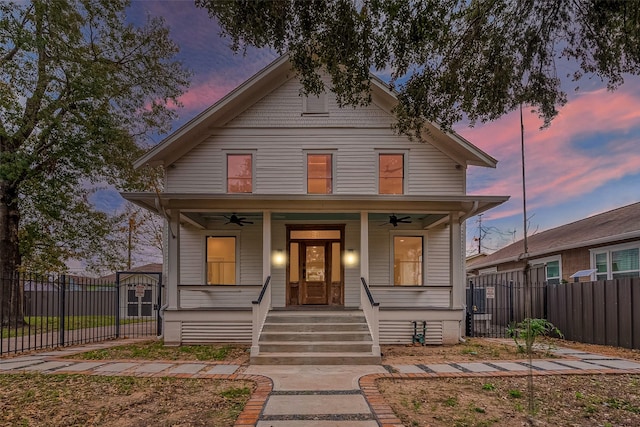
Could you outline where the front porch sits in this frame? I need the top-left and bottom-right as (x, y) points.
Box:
(123, 193), (506, 362)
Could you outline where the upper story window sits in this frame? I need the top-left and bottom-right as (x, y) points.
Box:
(379, 154), (404, 194)
(307, 154), (332, 194)
(393, 236), (423, 286)
(227, 154), (252, 193)
(206, 236), (236, 285)
(593, 245), (640, 280)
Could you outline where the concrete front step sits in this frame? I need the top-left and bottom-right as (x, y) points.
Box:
(262, 323), (370, 332)
(259, 341), (374, 353)
(260, 331), (372, 341)
(250, 351), (382, 365)
(254, 309), (380, 365)
(266, 314), (366, 324)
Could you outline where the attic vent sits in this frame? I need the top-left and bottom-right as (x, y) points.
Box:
(303, 92), (328, 114)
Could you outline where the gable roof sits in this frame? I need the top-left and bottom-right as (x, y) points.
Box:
(468, 202), (640, 270)
(134, 54), (498, 169)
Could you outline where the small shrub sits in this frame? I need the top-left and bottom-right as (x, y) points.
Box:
(482, 383), (496, 391)
(506, 318), (563, 354)
(443, 396), (458, 407)
(508, 389), (522, 398)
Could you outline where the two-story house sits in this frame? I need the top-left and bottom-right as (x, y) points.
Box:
(123, 55), (508, 364)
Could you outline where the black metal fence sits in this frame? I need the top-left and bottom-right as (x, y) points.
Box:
(466, 266), (547, 338)
(466, 271), (640, 350)
(1, 271), (163, 356)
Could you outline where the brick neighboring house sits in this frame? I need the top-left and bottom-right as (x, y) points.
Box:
(467, 202), (640, 284)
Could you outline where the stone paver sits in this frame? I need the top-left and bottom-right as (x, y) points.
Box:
(134, 363), (174, 374)
(95, 362), (139, 372)
(205, 364), (239, 374)
(257, 421), (379, 427)
(27, 361), (74, 371)
(457, 362), (498, 373)
(168, 363), (206, 374)
(426, 363), (463, 373)
(584, 359), (640, 370)
(263, 394), (371, 415)
(392, 364), (426, 374)
(553, 360), (606, 370)
(54, 361), (107, 372)
(0, 359), (45, 370)
(480, 361), (530, 371)
(530, 360), (574, 371)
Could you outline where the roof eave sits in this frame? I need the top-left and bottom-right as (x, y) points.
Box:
(468, 229), (640, 270)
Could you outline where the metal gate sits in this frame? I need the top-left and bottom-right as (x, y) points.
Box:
(466, 267), (547, 338)
(116, 271), (163, 338)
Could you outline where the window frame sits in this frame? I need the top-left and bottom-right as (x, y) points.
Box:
(389, 231), (425, 286)
(225, 151), (254, 194)
(377, 151), (407, 195)
(305, 151), (335, 194)
(529, 255), (562, 284)
(590, 242), (640, 280)
(204, 234), (240, 285)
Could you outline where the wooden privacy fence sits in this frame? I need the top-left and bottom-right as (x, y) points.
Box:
(547, 277), (640, 350)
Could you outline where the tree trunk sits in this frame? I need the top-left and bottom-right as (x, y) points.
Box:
(0, 178), (25, 327)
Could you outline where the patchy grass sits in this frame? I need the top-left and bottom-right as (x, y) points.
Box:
(1, 316), (147, 338)
(0, 373), (252, 427)
(379, 375), (640, 427)
(69, 340), (250, 363)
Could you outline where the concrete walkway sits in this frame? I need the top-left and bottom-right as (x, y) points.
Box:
(2, 340), (640, 427)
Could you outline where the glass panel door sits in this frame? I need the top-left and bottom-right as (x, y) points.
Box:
(301, 243), (328, 304)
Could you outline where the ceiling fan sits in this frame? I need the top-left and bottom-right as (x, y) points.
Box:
(224, 214), (253, 226)
(382, 214), (412, 227)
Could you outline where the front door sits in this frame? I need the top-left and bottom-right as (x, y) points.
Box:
(301, 242), (328, 304)
(286, 226), (344, 306)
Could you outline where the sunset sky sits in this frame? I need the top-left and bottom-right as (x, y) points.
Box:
(118, 1), (640, 257)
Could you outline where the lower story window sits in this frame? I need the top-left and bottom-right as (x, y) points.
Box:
(393, 236), (423, 286)
(545, 260), (561, 285)
(207, 237), (236, 285)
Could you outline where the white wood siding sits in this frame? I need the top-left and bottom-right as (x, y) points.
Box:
(379, 320), (443, 345)
(368, 221), (391, 286)
(179, 222), (263, 286)
(168, 129), (463, 195)
(372, 288), (451, 308)
(165, 76), (464, 195)
(227, 77), (393, 128)
(426, 225), (451, 286)
(178, 286), (260, 309)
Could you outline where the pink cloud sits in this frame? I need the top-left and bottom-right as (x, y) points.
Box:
(462, 88), (640, 214)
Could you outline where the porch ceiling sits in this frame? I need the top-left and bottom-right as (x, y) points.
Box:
(122, 192), (509, 221)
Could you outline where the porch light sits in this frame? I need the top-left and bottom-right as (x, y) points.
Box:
(272, 250), (286, 267)
(344, 249), (358, 267)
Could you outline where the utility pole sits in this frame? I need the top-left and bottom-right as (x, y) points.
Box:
(477, 214), (483, 254)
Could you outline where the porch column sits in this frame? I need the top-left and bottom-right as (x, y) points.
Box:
(262, 210), (272, 283)
(360, 211), (369, 283)
(449, 212), (464, 309)
(167, 209), (180, 310)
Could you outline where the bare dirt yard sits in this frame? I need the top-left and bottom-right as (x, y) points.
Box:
(379, 338), (640, 427)
(0, 373), (252, 427)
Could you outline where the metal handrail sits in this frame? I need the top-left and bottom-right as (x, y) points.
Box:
(252, 276), (271, 304)
(360, 277), (379, 307)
